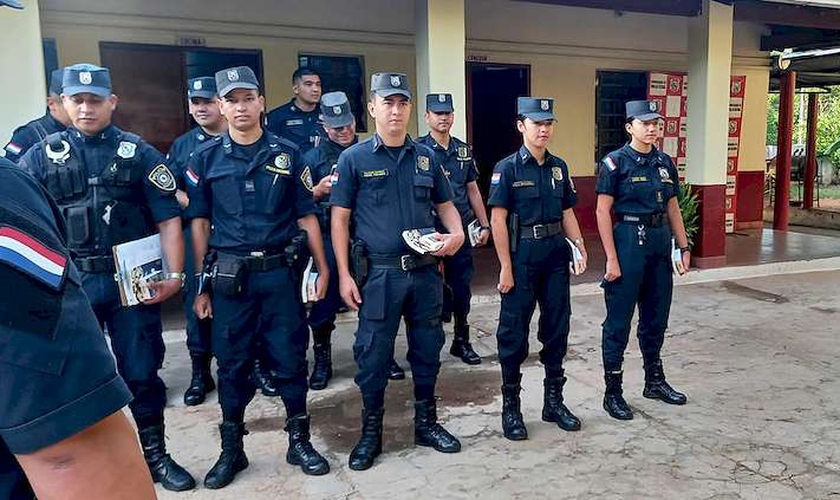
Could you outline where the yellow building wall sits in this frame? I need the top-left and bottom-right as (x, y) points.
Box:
(39, 0), (770, 177)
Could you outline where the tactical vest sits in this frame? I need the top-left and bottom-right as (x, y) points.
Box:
(42, 131), (155, 255)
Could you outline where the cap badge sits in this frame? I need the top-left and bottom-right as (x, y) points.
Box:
(79, 71), (93, 85)
(390, 75), (401, 87)
(333, 105), (342, 115)
(540, 100), (549, 111)
(438, 94), (446, 103)
(194, 80), (202, 90)
(227, 69), (239, 82)
(649, 102), (657, 112)
(117, 141), (137, 159)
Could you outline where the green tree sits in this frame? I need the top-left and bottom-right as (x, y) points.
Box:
(766, 87), (840, 173)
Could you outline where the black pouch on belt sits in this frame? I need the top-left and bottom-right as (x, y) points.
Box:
(212, 255), (246, 296)
(350, 240), (369, 288)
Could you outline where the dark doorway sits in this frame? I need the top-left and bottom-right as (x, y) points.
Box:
(595, 70), (647, 166)
(467, 63), (530, 201)
(100, 43), (262, 154)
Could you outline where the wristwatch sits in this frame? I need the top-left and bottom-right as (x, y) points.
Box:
(573, 238), (584, 247)
(165, 272), (186, 289)
(679, 246), (691, 254)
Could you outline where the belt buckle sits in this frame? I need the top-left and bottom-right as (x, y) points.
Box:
(532, 225), (547, 239)
(250, 250), (265, 258)
(400, 254), (413, 271)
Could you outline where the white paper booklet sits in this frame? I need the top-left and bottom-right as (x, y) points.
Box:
(402, 227), (444, 254)
(301, 257), (320, 303)
(671, 238), (687, 276)
(565, 238), (585, 276)
(467, 219), (482, 247)
(112, 234), (166, 307)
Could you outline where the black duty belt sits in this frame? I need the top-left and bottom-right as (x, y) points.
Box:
(221, 250), (288, 272)
(369, 253), (437, 271)
(617, 213), (667, 227)
(75, 255), (115, 273)
(520, 221), (563, 240)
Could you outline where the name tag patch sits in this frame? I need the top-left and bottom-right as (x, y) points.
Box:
(362, 169), (389, 178)
(631, 176), (649, 183)
(512, 180), (536, 188)
(285, 119), (304, 126)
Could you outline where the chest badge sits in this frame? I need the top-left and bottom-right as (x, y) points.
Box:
(659, 167), (671, 181)
(148, 164), (177, 193)
(266, 153), (292, 175)
(457, 146), (469, 159)
(552, 167), (564, 182)
(417, 155), (430, 172)
(110, 163), (118, 173)
(117, 141), (137, 159)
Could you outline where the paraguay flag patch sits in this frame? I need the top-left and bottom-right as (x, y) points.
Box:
(4, 142), (22, 156)
(491, 172), (501, 185)
(603, 156), (618, 171)
(0, 226), (67, 290)
(186, 168), (200, 187)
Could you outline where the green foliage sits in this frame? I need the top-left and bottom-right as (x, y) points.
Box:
(766, 88), (840, 174)
(678, 182), (700, 246)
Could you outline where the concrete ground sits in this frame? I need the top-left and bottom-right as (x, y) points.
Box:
(154, 270), (840, 499)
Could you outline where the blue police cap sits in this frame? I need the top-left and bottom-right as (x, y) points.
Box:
(0, 0), (23, 9)
(426, 93), (453, 113)
(49, 69), (63, 96)
(215, 66), (259, 98)
(187, 76), (217, 99)
(63, 63), (112, 98)
(371, 72), (411, 100)
(320, 91), (355, 129)
(517, 97), (555, 122)
(626, 100), (663, 121)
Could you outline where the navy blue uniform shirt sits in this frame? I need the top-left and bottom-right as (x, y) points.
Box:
(487, 145), (577, 225)
(167, 126), (216, 190)
(302, 136), (357, 233)
(3, 112), (66, 163)
(417, 134), (477, 223)
(265, 98), (325, 155)
(595, 144), (680, 216)
(0, 160), (131, 455)
(330, 134), (453, 255)
(184, 130), (317, 254)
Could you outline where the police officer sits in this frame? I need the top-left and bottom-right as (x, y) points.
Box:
(187, 66), (331, 486)
(265, 67), (325, 155)
(167, 76), (229, 405)
(3, 69), (71, 163)
(18, 63), (195, 492)
(0, 157), (156, 500)
(418, 93), (489, 365)
(331, 72), (464, 471)
(301, 91), (357, 390)
(596, 100), (690, 421)
(488, 97), (587, 440)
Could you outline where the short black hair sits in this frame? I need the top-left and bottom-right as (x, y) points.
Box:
(516, 114), (527, 123)
(292, 67), (320, 85)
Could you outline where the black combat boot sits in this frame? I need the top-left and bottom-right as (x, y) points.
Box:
(285, 414), (330, 475)
(184, 355), (215, 406)
(414, 400), (461, 453)
(204, 422), (249, 489)
(309, 333), (333, 391)
(348, 408), (384, 471)
(387, 358), (405, 380)
(138, 425), (196, 492)
(253, 358), (280, 397)
(541, 376), (581, 431)
(501, 383), (528, 440)
(643, 360), (687, 405)
(450, 318), (481, 365)
(603, 370), (633, 420)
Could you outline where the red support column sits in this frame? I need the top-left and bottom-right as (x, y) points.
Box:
(774, 71), (796, 230)
(803, 93), (819, 210)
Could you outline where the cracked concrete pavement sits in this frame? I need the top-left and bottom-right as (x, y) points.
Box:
(152, 270), (840, 499)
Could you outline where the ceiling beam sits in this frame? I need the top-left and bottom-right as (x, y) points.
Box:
(761, 27), (840, 51)
(512, 0), (702, 17)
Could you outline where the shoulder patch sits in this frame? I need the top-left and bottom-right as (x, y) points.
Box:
(603, 156), (618, 171)
(491, 172), (502, 185)
(300, 165), (314, 192)
(0, 225), (67, 291)
(148, 164), (177, 192)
